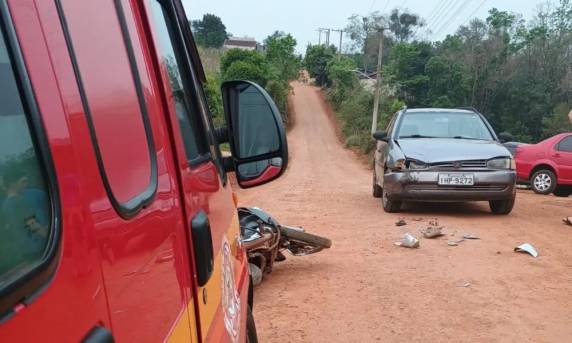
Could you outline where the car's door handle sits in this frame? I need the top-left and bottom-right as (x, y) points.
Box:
(553, 153), (561, 158)
(190, 210), (214, 287)
(82, 326), (114, 343)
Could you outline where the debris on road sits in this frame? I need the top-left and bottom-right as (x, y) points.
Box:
(429, 218), (440, 227)
(563, 217), (572, 226)
(394, 233), (420, 248)
(422, 226), (444, 238)
(514, 243), (539, 257)
(462, 233), (480, 240)
(421, 218), (444, 238)
(458, 281), (471, 288)
(411, 217), (423, 221)
(448, 239), (464, 246)
(395, 218), (407, 227)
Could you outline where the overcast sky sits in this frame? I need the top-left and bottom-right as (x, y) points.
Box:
(182, 0), (546, 53)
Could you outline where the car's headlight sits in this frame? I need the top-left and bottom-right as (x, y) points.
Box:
(388, 158), (406, 171)
(407, 160), (428, 170)
(487, 157), (515, 170)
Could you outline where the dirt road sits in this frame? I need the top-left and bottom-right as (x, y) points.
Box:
(237, 82), (572, 342)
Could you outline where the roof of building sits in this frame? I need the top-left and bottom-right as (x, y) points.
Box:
(224, 37), (258, 47)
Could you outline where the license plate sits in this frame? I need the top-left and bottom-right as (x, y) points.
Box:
(438, 173), (474, 186)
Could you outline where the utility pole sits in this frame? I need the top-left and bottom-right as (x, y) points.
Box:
(331, 29), (345, 54)
(318, 28), (330, 46)
(371, 27), (387, 135)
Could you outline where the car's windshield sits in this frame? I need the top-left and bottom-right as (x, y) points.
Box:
(396, 112), (494, 140)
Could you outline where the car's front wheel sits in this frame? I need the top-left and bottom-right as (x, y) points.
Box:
(372, 168), (382, 198)
(382, 188), (401, 213)
(489, 195), (516, 215)
(531, 169), (557, 195)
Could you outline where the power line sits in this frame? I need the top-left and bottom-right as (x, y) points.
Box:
(422, 0), (455, 37)
(461, 0), (488, 26)
(410, 0), (449, 40)
(382, 0), (392, 13)
(426, 0), (453, 26)
(432, 0), (472, 38)
(369, 0), (377, 12)
(429, 0), (460, 30)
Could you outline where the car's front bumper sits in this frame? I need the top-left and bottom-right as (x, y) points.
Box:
(384, 170), (516, 202)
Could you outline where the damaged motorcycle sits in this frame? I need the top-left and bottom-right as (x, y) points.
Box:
(239, 207), (331, 286)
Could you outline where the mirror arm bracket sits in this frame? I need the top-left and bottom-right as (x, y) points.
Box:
(214, 126), (229, 144)
(222, 157), (234, 172)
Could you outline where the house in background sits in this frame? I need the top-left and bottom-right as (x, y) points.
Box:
(223, 36), (264, 52)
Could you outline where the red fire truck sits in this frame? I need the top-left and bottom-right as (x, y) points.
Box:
(0, 0), (287, 342)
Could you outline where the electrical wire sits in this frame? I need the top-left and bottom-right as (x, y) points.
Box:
(461, 0), (488, 26)
(369, 0), (377, 12)
(426, 0), (454, 27)
(430, 0), (460, 30)
(382, 0), (392, 13)
(433, 0), (472, 38)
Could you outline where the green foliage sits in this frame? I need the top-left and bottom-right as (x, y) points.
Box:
(542, 103), (572, 139)
(223, 60), (269, 86)
(345, 10), (423, 72)
(197, 46), (223, 74)
(320, 3), (571, 159)
(388, 9), (424, 42)
(191, 14), (228, 48)
(337, 89), (375, 153)
(265, 80), (290, 120)
(221, 49), (267, 76)
(304, 44), (336, 86)
(326, 57), (358, 108)
(265, 31), (300, 81)
(217, 32), (301, 124)
(203, 73), (224, 126)
(323, 54), (404, 154)
(379, 3), (572, 143)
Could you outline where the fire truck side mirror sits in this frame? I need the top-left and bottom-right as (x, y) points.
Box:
(221, 80), (288, 188)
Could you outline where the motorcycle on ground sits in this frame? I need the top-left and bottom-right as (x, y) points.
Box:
(239, 207), (332, 286)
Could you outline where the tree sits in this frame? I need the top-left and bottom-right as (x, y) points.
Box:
(388, 9), (424, 42)
(345, 12), (385, 73)
(264, 31), (299, 81)
(220, 49), (270, 86)
(304, 44), (336, 86)
(191, 14), (228, 48)
(385, 42), (432, 105)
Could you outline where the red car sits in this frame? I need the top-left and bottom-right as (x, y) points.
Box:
(514, 133), (572, 196)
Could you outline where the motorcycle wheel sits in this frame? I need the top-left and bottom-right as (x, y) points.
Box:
(279, 226), (332, 249)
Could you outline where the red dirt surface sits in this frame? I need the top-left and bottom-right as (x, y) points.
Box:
(237, 82), (572, 343)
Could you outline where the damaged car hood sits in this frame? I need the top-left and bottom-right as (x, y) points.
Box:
(396, 138), (511, 163)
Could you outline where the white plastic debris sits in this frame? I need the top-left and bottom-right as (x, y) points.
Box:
(514, 243), (539, 258)
(394, 233), (420, 248)
(462, 233), (480, 240)
(448, 239), (464, 246)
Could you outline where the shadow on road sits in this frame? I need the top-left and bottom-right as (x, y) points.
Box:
(398, 201), (492, 216)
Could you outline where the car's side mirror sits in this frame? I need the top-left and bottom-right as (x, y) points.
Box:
(373, 130), (388, 142)
(498, 132), (513, 143)
(221, 80), (288, 188)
